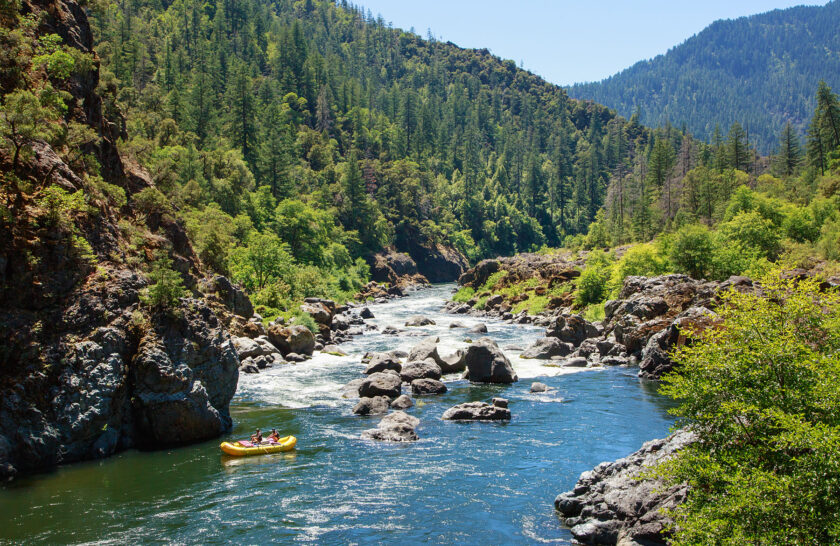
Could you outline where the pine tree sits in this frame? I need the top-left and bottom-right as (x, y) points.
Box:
(771, 122), (803, 177)
(726, 122), (751, 172)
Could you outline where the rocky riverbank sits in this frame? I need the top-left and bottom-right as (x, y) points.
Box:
(554, 429), (696, 545)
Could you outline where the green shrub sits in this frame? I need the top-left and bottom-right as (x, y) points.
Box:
(818, 218), (840, 261)
(582, 302), (606, 322)
(783, 206), (819, 243)
(669, 224), (714, 279)
(140, 252), (185, 310)
(609, 243), (668, 297)
(658, 272), (840, 544)
(132, 187), (173, 216)
(574, 250), (614, 306)
(718, 210), (782, 260)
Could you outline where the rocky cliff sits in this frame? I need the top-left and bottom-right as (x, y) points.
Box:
(0, 0), (243, 480)
(555, 430), (696, 545)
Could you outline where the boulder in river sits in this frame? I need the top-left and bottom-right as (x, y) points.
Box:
(462, 338), (518, 383)
(353, 396), (392, 415)
(399, 359), (442, 383)
(342, 378), (365, 399)
(360, 307), (375, 319)
(364, 353), (402, 375)
(555, 429), (696, 545)
(390, 395), (414, 409)
(440, 349), (467, 374)
(449, 321), (467, 329)
(361, 411), (420, 442)
(546, 315), (599, 346)
(411, 378), (448, 395)
(442, 400), (511, 421)
(520, 337), (574, 360)
(359, 372), (402, 399)
(405, 315), (436, 327)
(267, 324), (315, 356)
(321, 345), (347, 356)
(407, 336), (448, 369)
(530, 382), (548, 393)
(639, 307), (716, 380)
(468, 323), (488, 334)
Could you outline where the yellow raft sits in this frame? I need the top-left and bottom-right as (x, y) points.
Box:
(220, 436), (297, 457)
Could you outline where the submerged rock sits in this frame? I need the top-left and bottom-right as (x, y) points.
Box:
(462, 338), (518, 383)
(353, 396), (391, 415)
(442, 401), (511, 421)
(405, 315), (436, 327)
(411, 378), (448, 395)
(361, 411), (420, 442)
(555, 429), (696, 545)
(390, 394), (414, 409)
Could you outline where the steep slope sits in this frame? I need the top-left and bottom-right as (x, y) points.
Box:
(568, 1), (840, 152)
(0, 0), (242, 479)
(87, 0), (656, 270)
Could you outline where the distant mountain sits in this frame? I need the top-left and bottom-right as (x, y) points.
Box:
(567, 1), (840, 152)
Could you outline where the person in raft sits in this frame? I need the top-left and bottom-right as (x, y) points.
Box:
(250, 428), (263, 444)
(267, 429), (280, 443)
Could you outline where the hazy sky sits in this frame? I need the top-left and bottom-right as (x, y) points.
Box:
(355, 1), (826, 86)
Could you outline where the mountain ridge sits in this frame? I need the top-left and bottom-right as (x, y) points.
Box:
(568, 0), (840, 152)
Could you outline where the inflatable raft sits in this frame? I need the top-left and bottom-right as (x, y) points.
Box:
(220, 436), (297, 457)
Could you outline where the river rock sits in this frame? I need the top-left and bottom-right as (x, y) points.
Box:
(285, 352), (306, 363)
(353, 396), (391, 415)
(239, 360), (259, 374)
(364, 353), (402, 374)
(411, 378), (448, 395)
(555, 429), (696, 545)
(468, 323), (488, 334)
(442, 401), (511, 421)
(342, 378), (365, 398)
(491, 397), (508, 408)
(322, 344), (347, 356)
(331, 314), (351, 331)
(390, 394), (414, 409)
(449, 321), (467, 328)
(405, 315), (436, 327)
(462, 338), (518, 383)
(521, 337), (574, 359)
(530, 382), (548, 393)
(382, 326), (401, 335)
(359, 372), (402, 399)
(231, 336), (268, 359)
(546, 315), (599, 346)
(300, 301), (333, 326)
(407, 336), (448, 369)
(400, 359), (442, 382)
(560, 357), (589, 368)
(360, 307), (374, 319)
(267, 324), (315, 356)
(361, 411), (419, 442)
(440, 349), (467, 374)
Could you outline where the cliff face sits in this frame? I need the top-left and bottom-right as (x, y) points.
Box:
(0, 0), (242, 480)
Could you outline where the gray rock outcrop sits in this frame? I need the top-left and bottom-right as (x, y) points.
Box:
(554, 429), (696, 545)
(462, 338), (518, 383)
(442, 399), (511, 421)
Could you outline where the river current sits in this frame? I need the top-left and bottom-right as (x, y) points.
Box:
(0, 284), (675, 544)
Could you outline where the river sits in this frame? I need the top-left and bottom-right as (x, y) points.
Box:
(0, 284), (675, 544)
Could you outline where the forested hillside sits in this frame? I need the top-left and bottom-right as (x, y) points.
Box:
(568, 1), (840, 153)
(86, 0), (662, 301)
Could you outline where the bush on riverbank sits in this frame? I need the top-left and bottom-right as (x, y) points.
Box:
(656, 271), (840, 544)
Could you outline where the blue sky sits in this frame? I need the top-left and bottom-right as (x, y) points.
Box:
(355, 1), (826, 86)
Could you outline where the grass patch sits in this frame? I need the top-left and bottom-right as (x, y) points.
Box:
(452, 286), (475, 303)
(582, 302), (606, 322)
